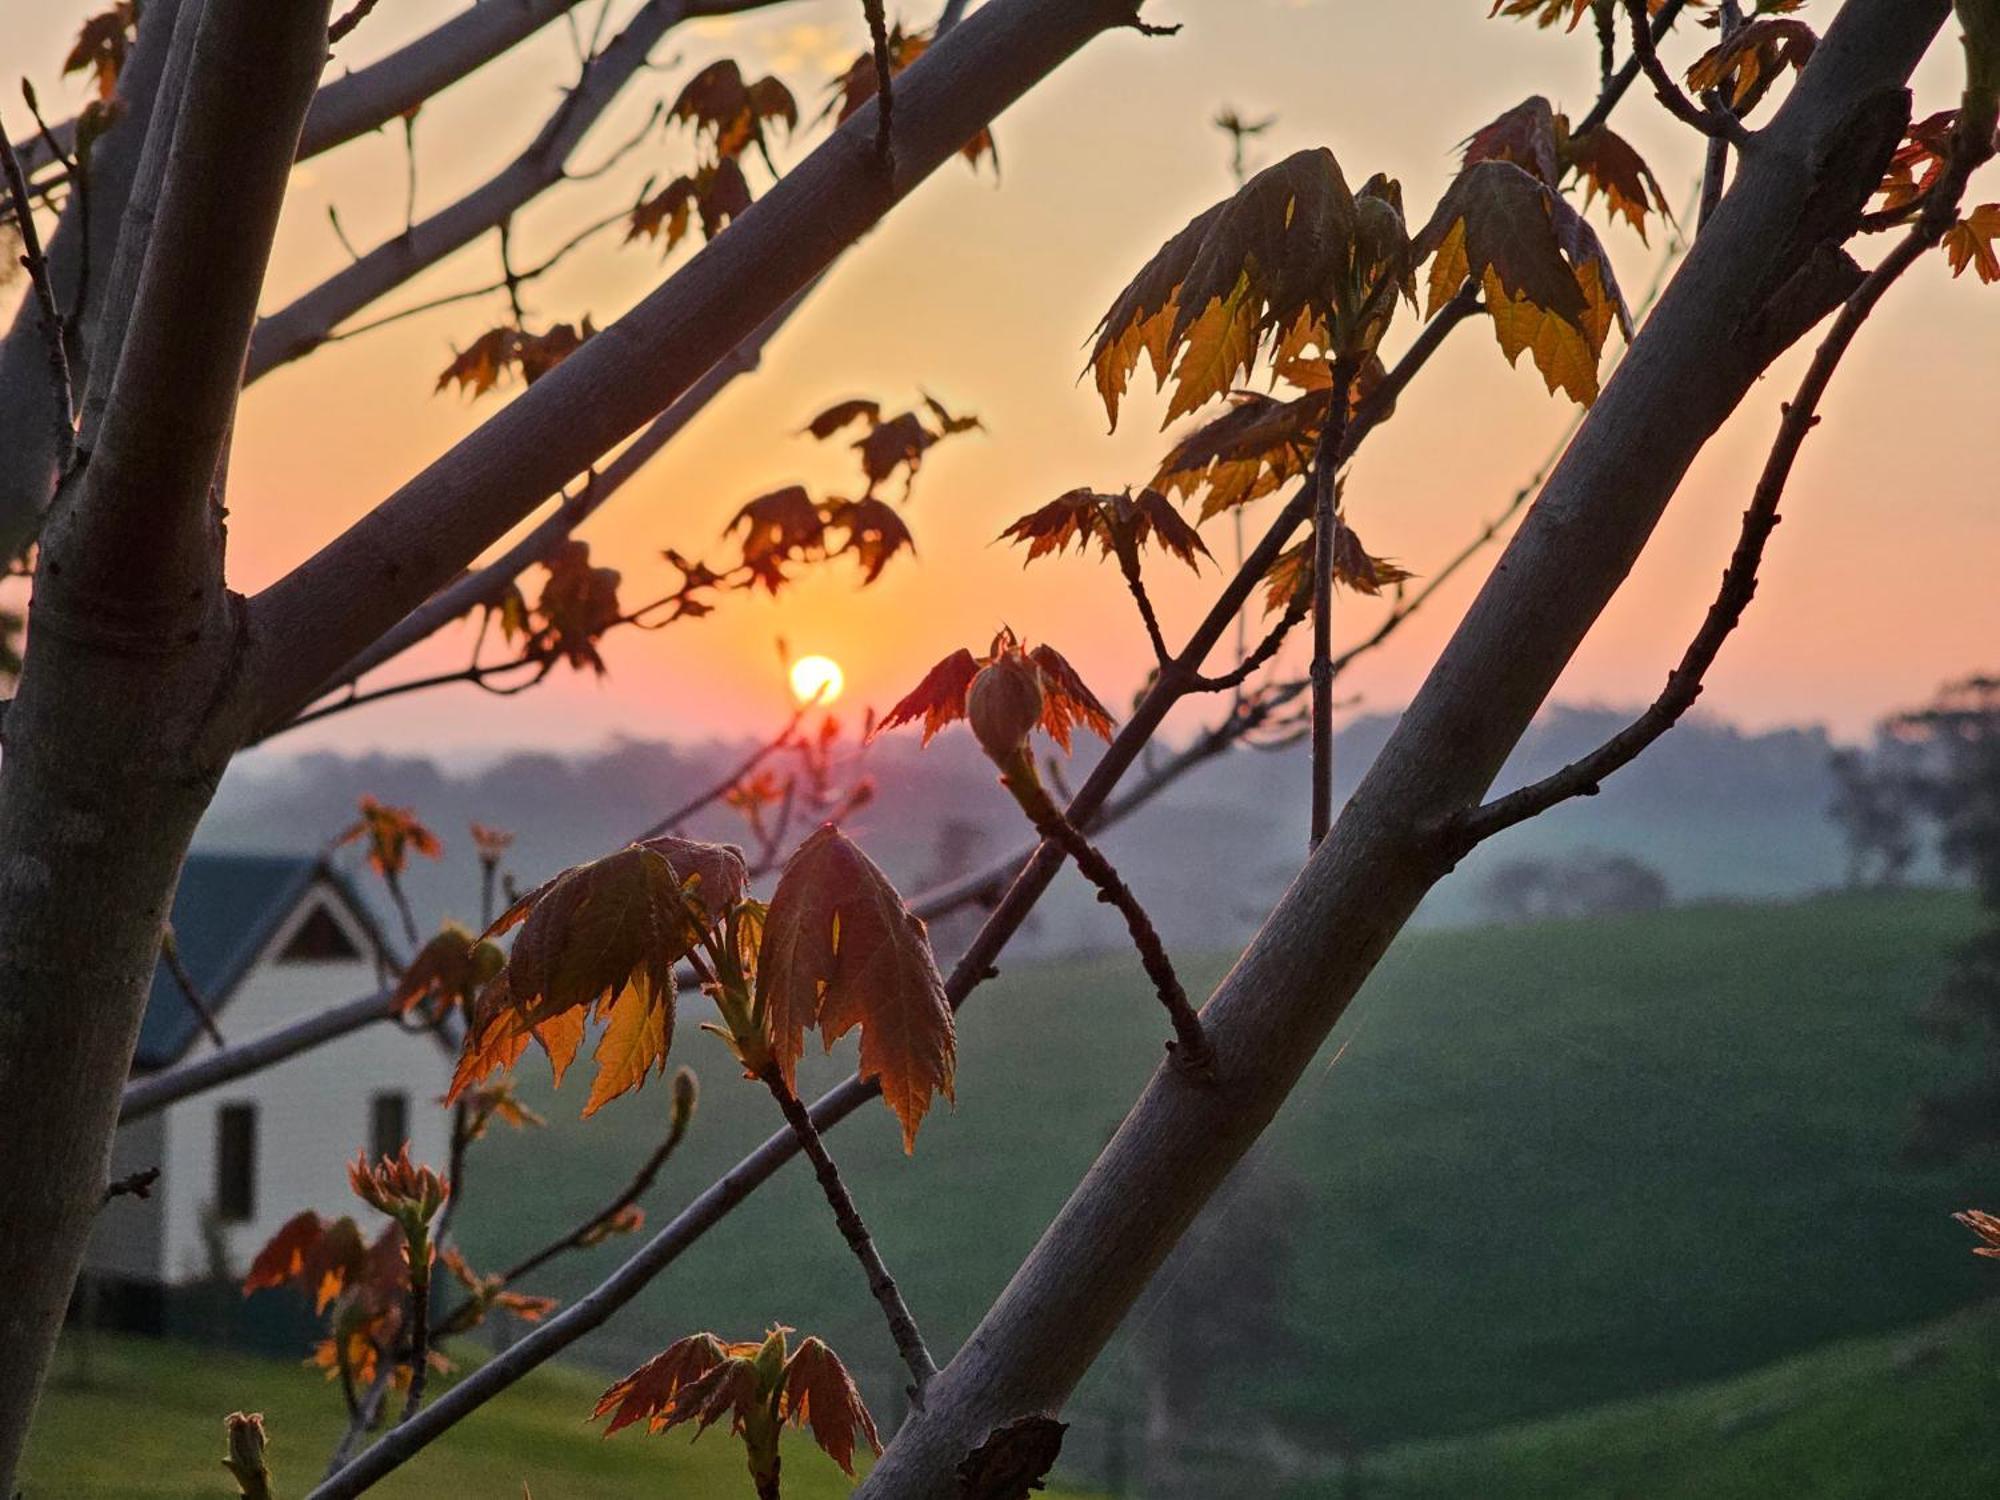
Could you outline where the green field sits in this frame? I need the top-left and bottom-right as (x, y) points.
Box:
(1363, 1300), (2000, 1499)
(19, 1332), (1083, 1499)
(30, 889), (1994, 1496)
(443, 889), (1993, 1455)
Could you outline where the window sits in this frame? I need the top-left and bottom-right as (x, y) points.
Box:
(277, 904), (361, 963)
(215, 1104), (257, 1223)
(369, 1091), (409, 1163)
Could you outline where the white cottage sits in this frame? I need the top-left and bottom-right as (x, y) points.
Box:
(86, 853), (451, 1331)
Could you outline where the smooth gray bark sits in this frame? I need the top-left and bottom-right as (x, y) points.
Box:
(245, 0), (788, 381)
(856, 1), (1949, 1492)
(0, 0), (188, 561)
(0, 0), (335, 1487)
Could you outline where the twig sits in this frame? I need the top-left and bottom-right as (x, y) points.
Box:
(757, 1062), (937, 1399)
(1192, 574), (1309, 693)
(401, 112), (420, 237)
(329, 0), (385, 47)
(634, 707), (805, 840)
(1308, 356), (1361, 849)
(1111, 533), (1172, 667)
(1622, 0), (1752, 146)
(491, 1093), (692, 1289)
(1452, 103), (1995, 853)
(276, 657), (555, 740)
(0, 110), (76, 474)
(401, 1260), (433, 1421)
(321, 203), (630, 346)
(1697, 0), (1746, 227)
(863, 0), (896, 169)
(326, 1368), (392, 1477)
(161, 927), (228, 1049)
(1573, 0), (1688, 138)
(1001, 765), (1212, 1075)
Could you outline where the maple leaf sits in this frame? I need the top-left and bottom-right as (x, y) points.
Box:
(516, 319), (596, 384)
(435, 327), (521, 396)
(803, 398), (882, 439)
(337, 796), (443, 879)
(824, 497), (917, 583)
(64, 3), (135, 100)
(243, 1212), (371, 1314)
(1090, 149), (1365, 430)
(729, 486), (827, 592)
(878, 629), (1115, 753)
(668, 59), (796, 165)
(1685, 17), (1816, 113)
(821, 27), (997, 172)
(875, 649), (979, 744)
(1415, 158), (1631, 404)
(1262, 519), (1411, 613)
(998, 488), (1210, 572)
(627, 159), (752, 251)
(1564, 124), (1670, 241)
(1957, 1208), (2000, 1259)
(452, 839), (745, 1111)
(394, 922), (504, 1020)
(594, 1334), (735, 1435)
(780, 1337), (881, 1476)
(854, 411), (938, 491)
(1463, 96), (1563, 189)
(530, 539), (624, 673)
(1153, 389), (1327, 520)
(756, 825), (955, 1151)
(921, 391), (984, 436)
(1945, 204), (2000, 283)
(1876, 110), (1959, 215)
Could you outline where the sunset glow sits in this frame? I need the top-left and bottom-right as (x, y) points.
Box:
(789, 654), (846, 706)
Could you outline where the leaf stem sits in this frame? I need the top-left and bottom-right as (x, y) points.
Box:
(757, 1062), (937, 1401)
(1000, 761), (1213, 1077)
(1308, 356), (1361, 849)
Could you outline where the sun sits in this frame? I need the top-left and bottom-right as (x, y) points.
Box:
(789, 653), (845, 706)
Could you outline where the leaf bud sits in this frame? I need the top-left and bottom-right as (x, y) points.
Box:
(966, 652), (1044, 762)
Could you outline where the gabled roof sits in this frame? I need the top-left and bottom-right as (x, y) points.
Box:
(134, 853), (389, 1071)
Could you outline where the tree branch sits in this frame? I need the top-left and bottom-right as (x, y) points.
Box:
(1572, 0), (1691, 138)
(0, 115), (75, 475)
(318, 280), (815, 694)
(1453, 88), (1994, 851)
(301, 218), (1479, 1498)
(246, 0), (786, 381)
(1623, 0), (1754, 146)
(38, 0), (330, 639)
(244, 0), (1156, 734)
(759, 1062), (938, 1398)
(1308, 355), (1360, 848)
(856, 5), (1946, 1491)
(999, 765), (1211, 1074)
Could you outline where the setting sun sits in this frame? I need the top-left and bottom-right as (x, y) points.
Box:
(788, 654), (846, 706)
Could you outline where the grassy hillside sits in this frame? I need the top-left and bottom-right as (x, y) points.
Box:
(444, 889), (1992, 1456)
(18, 1333), (1101, 1499)
(1360, 1300), (2000, 1499)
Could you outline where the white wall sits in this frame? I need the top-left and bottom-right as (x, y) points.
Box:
(154, 884), (452, 1283)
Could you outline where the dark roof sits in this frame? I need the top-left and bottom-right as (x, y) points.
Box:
(134, 853), (387, 1071)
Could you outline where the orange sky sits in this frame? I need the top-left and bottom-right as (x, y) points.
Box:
(10, 0), (1996, 754)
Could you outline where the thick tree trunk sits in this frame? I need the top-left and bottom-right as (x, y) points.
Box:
(0, 0), (333, 1483)
(0, 656), (228, 1487)
(856, 2), (1947, 1493)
